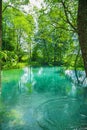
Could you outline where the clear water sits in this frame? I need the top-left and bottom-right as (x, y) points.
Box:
(0, 67), (87, 130)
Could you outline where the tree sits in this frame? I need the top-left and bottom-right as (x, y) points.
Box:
(1, 0), (34, 69)
(0, 0), (2, 91)
(0, 0), (2, 49)
(77, 0), (87, 76)
(33, 1), (78, 66)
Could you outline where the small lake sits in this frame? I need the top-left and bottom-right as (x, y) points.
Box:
(0, 67), (87, 130)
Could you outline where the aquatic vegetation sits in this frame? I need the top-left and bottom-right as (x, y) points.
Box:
(1, 67), (87, 130)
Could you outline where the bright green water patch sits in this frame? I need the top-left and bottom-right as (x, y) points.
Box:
(0, 67), (87, 130)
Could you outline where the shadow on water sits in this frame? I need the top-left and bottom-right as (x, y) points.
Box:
(0, 67), (87, 130)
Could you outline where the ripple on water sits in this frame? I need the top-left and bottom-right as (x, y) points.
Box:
(34, 97), (87, 130)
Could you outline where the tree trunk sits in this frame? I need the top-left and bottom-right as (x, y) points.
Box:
(77, 0), (87, 76)
(0, 0), (2, 48)
(43, 39), (49, 64)
(0, 0), (2, 92)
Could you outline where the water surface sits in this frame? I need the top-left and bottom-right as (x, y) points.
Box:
(0, 67), (87, 130)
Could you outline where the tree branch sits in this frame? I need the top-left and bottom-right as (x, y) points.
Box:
(61, 0), (77, 32)
(50, 19), (75, 32)
(2, 4), (19, 13)
(51, 23), (74, 32)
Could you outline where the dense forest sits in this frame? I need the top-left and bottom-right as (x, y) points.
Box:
(1, 1), (87, 129)
(0, 0), (87, 75)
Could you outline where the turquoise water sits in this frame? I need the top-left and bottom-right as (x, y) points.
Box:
(0, 67), (87, 130)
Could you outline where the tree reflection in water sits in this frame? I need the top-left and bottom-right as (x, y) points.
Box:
(1, 67), (87, 130)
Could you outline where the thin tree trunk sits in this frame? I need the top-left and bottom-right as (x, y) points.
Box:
(77, 0), (87, 76)
(0, 0), (2, 93)
(74, 48), (80, 84)
(54, 43), (57, 65)
(0, 0), (2, 48)
(43, 39), (49, 64)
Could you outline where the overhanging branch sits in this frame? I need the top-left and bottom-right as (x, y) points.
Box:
(60, 0), (77, 32)
(2, 4), (19, 13)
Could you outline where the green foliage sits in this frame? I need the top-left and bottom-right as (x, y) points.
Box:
(32, 3), (79, 67)
(2, 0), (84, 70)
(2, 1), (34, 69)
